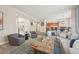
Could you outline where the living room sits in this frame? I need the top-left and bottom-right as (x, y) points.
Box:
(0, 5), (79, 54)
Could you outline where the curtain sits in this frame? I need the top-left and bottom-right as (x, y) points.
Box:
(75, 7), (79, 33)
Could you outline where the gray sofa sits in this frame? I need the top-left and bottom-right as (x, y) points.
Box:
(8, 33), (25, 46)
(30, 31), (37, 38)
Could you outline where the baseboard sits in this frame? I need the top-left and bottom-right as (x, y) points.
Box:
(0, 41), (8, 45)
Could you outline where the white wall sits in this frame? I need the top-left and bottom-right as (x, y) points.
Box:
(0, 6), (17, 45)
(71, 8), (76, 33)
(75, 6), (79, 33)
(0, 6), (35, 45)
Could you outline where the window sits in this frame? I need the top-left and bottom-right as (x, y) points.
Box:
(17, 16), (25, 35)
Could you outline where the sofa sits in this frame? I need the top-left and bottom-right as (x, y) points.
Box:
(8, 33), (25, 46)
(57, 32), (79, 54)
(30, 31), (37, 38)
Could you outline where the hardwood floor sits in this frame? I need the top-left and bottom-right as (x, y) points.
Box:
(0, 43), (17, 54)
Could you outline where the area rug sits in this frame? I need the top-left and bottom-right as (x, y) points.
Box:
(9, 39), (35, 54)
(9, 38), (62, 54)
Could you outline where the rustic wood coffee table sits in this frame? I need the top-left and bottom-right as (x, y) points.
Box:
(32, 38), (54, 54)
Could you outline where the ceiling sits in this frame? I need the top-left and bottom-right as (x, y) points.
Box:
(13, 5), (74, 19)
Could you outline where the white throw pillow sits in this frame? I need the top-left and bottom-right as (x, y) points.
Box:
(71, 33), (79, 40)
(73, 39), (79, 48)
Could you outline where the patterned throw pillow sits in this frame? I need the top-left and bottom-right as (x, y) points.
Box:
(70, 39), (77, 48)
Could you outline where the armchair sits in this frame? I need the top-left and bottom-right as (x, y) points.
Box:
(8, 33), (25, 46)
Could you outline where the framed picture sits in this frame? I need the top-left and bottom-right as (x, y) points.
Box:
(0, 11), (3, 30)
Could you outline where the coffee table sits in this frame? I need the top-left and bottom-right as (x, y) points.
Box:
(32, 38), (54, 54)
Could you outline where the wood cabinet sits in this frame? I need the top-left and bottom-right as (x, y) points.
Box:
(46, 22), (59, 31)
